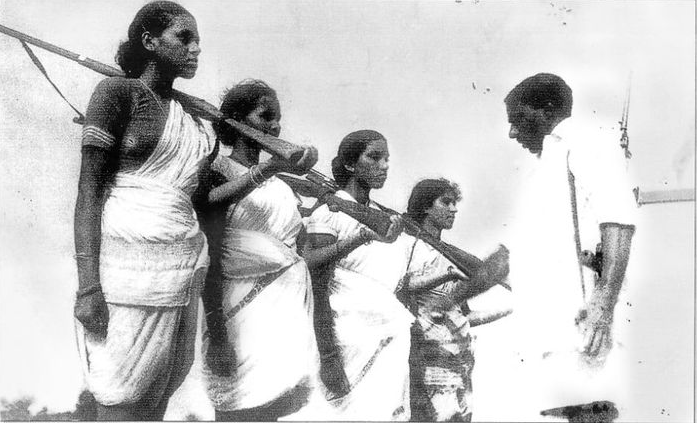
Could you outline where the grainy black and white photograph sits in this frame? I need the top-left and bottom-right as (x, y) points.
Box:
(0, 0), (694, 421)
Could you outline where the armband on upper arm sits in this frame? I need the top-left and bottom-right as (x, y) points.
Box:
(81, 125), (117, 150)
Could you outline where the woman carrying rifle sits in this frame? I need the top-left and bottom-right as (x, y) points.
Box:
(401, 178), (510, 422)
(195, 79), (320, 421)
(73, 2), (214, 420)
(302, 130), (412, 420)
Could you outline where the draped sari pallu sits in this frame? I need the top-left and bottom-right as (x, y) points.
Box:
(78, 100), (214, 406)
(203, 175), (318, 413)
(99, 100), (213, 306)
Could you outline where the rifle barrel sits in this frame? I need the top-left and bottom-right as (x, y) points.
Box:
(302, 170), (508, 289)
(0, 24), (124, 77)
(0, 23), (305, 162)
(2, 23), (510, 289)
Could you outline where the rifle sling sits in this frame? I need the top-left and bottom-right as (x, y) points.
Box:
(567, 151), (586, 301)
(19, 40), (85, 124)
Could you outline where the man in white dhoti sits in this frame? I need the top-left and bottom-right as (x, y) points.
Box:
(494, 73), (636, 422)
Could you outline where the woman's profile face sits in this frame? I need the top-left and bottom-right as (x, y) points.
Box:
(151, 13), (201, 79)
(424, 192), (459, 230)
(353, 138), (389, 189)
(243, 95), (282, 137)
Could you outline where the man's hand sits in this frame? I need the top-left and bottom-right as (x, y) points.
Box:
(74, 289), (109, 339)
(580, 287), (615, 358)
(206, 337), (236, 377)
(319, 351), (351, 400)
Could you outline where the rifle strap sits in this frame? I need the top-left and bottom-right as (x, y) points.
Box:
(19, 40), (85, 125)
(567, 151), (586, 301)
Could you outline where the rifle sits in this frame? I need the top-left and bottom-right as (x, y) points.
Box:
(276, 174), (393, 237)
(2, 23), (510, 291)
(280, 171), (511, 290)
(0, 24), (305, 163)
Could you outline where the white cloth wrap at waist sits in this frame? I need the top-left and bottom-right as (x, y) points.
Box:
(330, 266), (415, 340)
(99, 173), (208, 306)
(221, 228), (300, 281)
(102, 173), (199, 241)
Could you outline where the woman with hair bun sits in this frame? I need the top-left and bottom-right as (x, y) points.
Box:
(302, 130), (413, 420)
(195, 79), (320, 421)
(73, 2), (213, 420)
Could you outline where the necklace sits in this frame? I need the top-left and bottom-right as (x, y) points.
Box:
(138, 79), (168, 117)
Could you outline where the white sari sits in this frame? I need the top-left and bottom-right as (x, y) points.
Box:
(202, 157), (319, 412)
(306, 190), (414, 421)
(78, 100), (214, 406)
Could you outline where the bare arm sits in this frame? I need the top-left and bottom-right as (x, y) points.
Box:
(468, 308), (513, 327)
(73, 146), (112, 338)
(449, 245), (509, 305)
(582, 223), (635, 356)
(596, 223), (634, 304)
(302, 231), (371, 272)
(403, 267), (465, 292)
(427, 246), (509, 312)
(197, 204), (227, 343)
(303, 231), (358, 398)
(198, 205), (237, 376)
(192, 164), (237, 375)
(207, 160), (279, 204)
(208, 146), (318, 205)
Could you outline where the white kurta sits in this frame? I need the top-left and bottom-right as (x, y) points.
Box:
(305, 190), (415, 421)
(202, 157), (319, 412)
(491, 115), (637, 421)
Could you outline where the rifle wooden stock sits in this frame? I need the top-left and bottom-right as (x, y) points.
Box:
(404, 227), (483, 278)
(323, 196), (393, 237)
(0, 24), (125, 77)
(4, 24), (512, 291)
(281, 173), (509, 290)
(0, 23), (305, 162)
(467, 309), (513, 327)
(222, 119), (304, 162)
(401, 216), (515, 291)
(277, 174), (393, 237)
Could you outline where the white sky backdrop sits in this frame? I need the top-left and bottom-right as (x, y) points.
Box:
(0, 0), (694, 421)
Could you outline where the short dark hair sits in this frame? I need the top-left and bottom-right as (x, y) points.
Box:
(331, 130), (386, 188)
(116, 1), (192, 78)
(214, 79), (278, 144)
(406, 178), (462, 224)
(504, 73), (573, 119)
